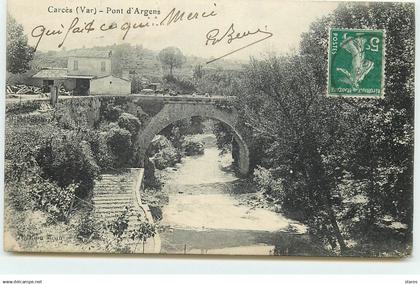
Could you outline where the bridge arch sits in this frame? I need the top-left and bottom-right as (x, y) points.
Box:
(136, 103), (250, 176)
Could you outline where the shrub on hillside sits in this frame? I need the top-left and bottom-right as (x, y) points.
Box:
(86, 131), (115, 171)
(148, 135), (173, 156)
(118, 112), (141, 137)
(101, 105), (123, 122)
(163, 75), (196, 93)
(253, 166), (285, 203)
(36, 133), (100, 198)
(105, 126), (133, 168)
(6, 115), (97, 220)
(106, 207), (130, 241)
(30, 181), (77, 222)
(5, 164), (76, 222)
(152, 147), (181, 170)
(4, 164), (37, 211)
(148, 135), (182, 170)
(5, 100), (45, 115)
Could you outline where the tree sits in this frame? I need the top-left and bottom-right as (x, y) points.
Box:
(193, 64), (204, 81)
(233, 2), (414, 256)
(300, 2), (414, 244)
(158, 46), (186, 77)
(237, 55), (349, 254)
(6, 14), (34, 74)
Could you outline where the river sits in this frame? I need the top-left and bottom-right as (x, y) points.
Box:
(158, 134), (313, 256)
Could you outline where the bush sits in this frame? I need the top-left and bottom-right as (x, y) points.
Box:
(6, 114), (97, 220)
(130, 74), (146, 93)
(76, 211), (102, 241)
(6, 100), (45, 115)
(213, 121), (233, 154)
(5, 115), (55, 164)
(118, 112), (141, 137)
(106, 207), (130, 241)
(253, 166), (285, 202)
(5, 209), (46, 250)
(31, 182), (76, 222)
(144, 157), (162, 190)
(6, 167), (76, 222)
(152, 147), (182, 170)
(5, 178), (36, 212)
(36, 132), (100, 198)
(163, 75), (196, 93)
(182, 138), (204, 156)
(129, 219), (157, 253)
(148, 135), (172, 156)
(150, 137), (182, 170)
(105, 126), (133, 168)
(101, 104), (123, 122)
(84, 130), (115, 171)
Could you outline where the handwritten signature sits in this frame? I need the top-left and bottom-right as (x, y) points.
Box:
(205, 23), (273, 64)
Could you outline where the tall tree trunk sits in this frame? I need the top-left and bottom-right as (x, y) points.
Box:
(321, 171), (348, 254)
(366, 131), (377, 227)
(326, 198), (347, 254)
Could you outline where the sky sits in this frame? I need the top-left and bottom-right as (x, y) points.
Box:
(8, 0), (339, 61)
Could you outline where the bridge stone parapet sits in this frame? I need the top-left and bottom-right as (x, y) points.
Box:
(59, 93), (236, 103)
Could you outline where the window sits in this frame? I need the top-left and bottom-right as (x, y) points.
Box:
(101, 61), (106, 72)
(73, 60), (78, 71)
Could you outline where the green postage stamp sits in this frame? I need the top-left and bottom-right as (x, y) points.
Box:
(328, 28), (385, 98)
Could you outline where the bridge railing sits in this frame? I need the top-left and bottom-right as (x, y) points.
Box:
(6, 93), (237, 105)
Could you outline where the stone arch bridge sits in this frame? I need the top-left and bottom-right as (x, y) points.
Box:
(53, 94), (250, 176)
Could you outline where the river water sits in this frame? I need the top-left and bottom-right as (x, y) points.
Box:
(158, 135), (312, 256)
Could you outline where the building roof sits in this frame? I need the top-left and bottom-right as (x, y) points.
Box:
(66, 75), (96, 79)
(32, 68), (96, 80)
(66, 49), (112, 58)
(32, 68), (68, 79)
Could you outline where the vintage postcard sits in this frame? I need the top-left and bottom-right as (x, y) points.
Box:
(4, 0), (414, 257)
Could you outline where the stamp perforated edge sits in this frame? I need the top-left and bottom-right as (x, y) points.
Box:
(326, 27), (386, 99)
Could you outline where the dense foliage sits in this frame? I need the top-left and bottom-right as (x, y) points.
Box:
(36, 134), (100, 198)
(6, 14), (34, 74)
(233, 2), (414, 256)
(5, 111), (99, 221)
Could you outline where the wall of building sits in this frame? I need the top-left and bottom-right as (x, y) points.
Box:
(90, 76), (131, 95)
(67, 56), (111, 77)
(62, 79), (77, 90)
(29, 78), (44, 87)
